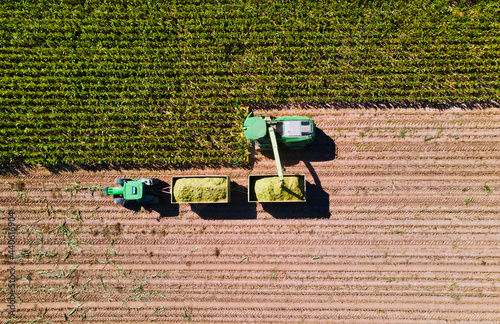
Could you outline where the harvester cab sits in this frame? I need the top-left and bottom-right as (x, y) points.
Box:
(243, 112), (315, 202)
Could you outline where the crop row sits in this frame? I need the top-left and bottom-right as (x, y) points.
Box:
(0, 111), (236, 122)
(2, 61), (500, 77)
(2, 133), (238, 143)
(2, 74), (499, 90)
(3, 77), (498, 90)
(6, 38), (499, 51)
(1, 153), (238, 165)
(0, 103), (235, 114)
(1, 141), (242, 165)
(3, 24), (498, 39)
(1, 87), (496, 100)
(0, 97), (239, 108)
(3, 69), (499, 83)
(1, 72), (498, 90)
(1, 126), (237, 138)
(3, 45), (500, 58)
(3, 1), (498, 22)
(3, 26), (499, 42)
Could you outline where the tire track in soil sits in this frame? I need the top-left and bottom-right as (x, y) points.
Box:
(4, 303), (500, 323)
(1, 107), (500, 323)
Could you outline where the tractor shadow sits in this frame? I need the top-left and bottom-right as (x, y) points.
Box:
(190, 181), (257, 220)
(122, 180), (180, 219)
(259, 128), (335, 219)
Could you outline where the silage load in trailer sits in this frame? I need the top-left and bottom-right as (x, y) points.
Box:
(250, 175), (306, 202)
(172, 176), (229, 203)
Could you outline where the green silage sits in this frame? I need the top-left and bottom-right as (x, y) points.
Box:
(254, 176), (305, 202)
(173, 177), (228, 203)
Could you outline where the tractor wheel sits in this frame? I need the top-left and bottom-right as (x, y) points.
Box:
(114, 198), (124, 205)
(115, 178), (130, 185)
(152, 178), (160, 185)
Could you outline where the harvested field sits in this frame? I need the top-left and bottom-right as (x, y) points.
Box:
(1, 107), (500, 323)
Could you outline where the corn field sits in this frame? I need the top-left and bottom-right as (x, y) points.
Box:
(1, 0), (499, 165)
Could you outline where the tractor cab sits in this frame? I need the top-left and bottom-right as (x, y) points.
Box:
(104, 180), (144, 200)
(104, 178), (162, 205)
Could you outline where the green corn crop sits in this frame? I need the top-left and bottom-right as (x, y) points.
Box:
(0, 0), (499, 166)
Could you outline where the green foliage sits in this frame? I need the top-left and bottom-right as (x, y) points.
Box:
(484, 183), (493, 196)
(0, 1), (499, 165)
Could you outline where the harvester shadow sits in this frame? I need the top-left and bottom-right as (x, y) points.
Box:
(247, 143), (257, 168)
(122, 181), (180, 219)
(190, 181), (257, 220)
(260, 128), (337, 165)
(280, 184), (304, 201)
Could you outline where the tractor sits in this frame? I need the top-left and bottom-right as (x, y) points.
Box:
(104, 177), (168, 205)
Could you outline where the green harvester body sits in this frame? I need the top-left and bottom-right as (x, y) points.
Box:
(244, 115), (316, 150)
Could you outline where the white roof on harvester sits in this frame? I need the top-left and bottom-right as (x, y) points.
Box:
(282, 120), (312, 137)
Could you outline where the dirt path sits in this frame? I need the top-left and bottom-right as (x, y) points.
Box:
(1, 107), (500, 323)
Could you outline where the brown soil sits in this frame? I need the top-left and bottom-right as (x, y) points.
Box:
(1, 106), (500, 323)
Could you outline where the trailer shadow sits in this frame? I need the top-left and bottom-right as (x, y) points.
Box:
(258, 127), (334, 219)
(122, 181), (180, 219)
(190, 181), (257, 220)
(261, 179), (330, 219)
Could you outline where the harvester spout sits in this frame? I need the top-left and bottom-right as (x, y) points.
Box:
(268, 126), (284, 185)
